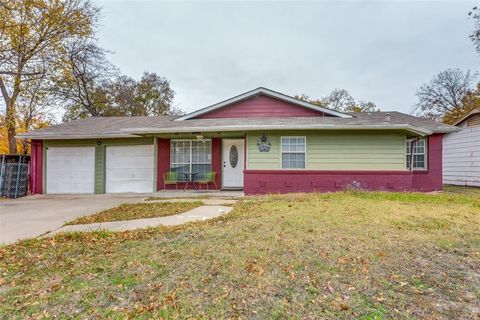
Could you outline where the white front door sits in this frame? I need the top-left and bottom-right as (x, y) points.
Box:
(222, 139), (244, 188)
(46, 146), (95, 194)
(106, 145), (154, 193)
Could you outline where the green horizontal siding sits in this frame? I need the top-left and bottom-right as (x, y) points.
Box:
(247, 134), (281, 169)
(94, 145), (106, 194)
(43, 138), (154, 194)
(247, 131), (407, 171)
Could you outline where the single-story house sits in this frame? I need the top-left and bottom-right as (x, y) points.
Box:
(443, 108), (480, 187)
(18, 87), (458, 195)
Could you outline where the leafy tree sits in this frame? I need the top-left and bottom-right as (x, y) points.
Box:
(296, 89), (380, 112)
(349, 101), (380, 113)
(441, 82), (480, 124)
(63, 72), (179, 121)
(415, 68), (475, 122)
(294, 94), (325, 107)
(0, 0), (99, 154)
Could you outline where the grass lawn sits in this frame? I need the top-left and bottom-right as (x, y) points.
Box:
(1, 187), (479, 319)
(66, 202), (203, 225)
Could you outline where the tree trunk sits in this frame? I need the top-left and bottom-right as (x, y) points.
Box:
(6, 100), (17, 155)
(0, 77), (17, 154)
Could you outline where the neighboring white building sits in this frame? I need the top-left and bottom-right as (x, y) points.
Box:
(443, 109), (480, 187)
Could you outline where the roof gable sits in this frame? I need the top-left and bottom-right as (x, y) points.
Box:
(453, 108), (480, 126)
(175, 87), (352, 120)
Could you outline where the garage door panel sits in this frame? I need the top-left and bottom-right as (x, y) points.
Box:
(106, 168), (153, 180)
(46, 147), (95, 194)
(107, 145), (152, 156)
(49, 155), (92, 168)
(106, 145), (154, 193)
(106, 181), (153, 193)
(106, 157), (152, 168)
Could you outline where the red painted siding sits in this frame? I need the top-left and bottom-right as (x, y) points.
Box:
(157, 137), (222, 190)
(157, 138), (170, 190)
(243, 134), (444, 194)
(194, 95), (326, 119)
(29, 139), (43, 194)
(211, 138), (222, 189)
(412, 133), (443, 192)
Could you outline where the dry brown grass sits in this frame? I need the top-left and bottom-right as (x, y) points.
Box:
(1, 187), (479, 319)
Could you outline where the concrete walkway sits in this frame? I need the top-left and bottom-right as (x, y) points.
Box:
(46, 205), (234, 236)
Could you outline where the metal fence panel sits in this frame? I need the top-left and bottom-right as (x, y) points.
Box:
(0, 158), (29, 199)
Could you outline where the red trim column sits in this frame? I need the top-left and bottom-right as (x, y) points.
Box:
(30, 139), (43, 194)
(211, 138), (222, 189)
(412, 133), (443, 191)
(157, 138), (170, 190)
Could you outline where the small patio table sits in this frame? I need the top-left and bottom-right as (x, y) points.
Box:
(181, 172), (199, 191)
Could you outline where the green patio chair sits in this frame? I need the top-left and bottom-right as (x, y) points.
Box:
(195, 172), (218, 190)
(163, 172), (179, 190)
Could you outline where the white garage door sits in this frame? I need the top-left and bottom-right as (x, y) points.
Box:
(106, 145), (154, 193)
(46, 147), (95, 194)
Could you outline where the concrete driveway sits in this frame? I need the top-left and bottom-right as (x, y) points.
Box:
(0, 194), (149, 245)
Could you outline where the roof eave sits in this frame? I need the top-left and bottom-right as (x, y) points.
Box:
(15, 133), (141, 140)
(452, 109), (480, 126)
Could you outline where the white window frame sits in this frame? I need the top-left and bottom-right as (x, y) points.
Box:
(280, 136), (307, 169)
(406, 137), (427, 170)
(170, 139), (212, 176)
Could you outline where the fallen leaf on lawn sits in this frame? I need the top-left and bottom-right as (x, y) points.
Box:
(325, 281), (334, 294)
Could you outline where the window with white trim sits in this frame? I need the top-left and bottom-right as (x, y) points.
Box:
(170, 140), (212, 180)
(281, 136), (306, 169)
(406, 138), (426, 169)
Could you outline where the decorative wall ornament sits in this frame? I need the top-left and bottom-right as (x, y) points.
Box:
(257, 133), (271, 152)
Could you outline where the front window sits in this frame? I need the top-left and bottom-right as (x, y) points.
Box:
(170, 140), (212, 181)
(281, 136), (306, 169)
(406, 138), (426, 169)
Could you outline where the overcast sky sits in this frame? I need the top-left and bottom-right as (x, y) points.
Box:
(97, 0), (479, 114)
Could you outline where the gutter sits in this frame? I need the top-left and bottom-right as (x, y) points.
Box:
(122, 124), (433, 136)
(15, 133), (141, 140)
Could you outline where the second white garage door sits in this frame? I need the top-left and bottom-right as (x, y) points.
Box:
(106, 145), (154, 193)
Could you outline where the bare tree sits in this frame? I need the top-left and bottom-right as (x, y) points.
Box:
(322, 89), (356, 111)
(415, 68), (475, 122)
(16, 74), (54, 153)
(469, 6), (480, 54)
(0, 0), (99, 154)
(53, 38), (117, 118)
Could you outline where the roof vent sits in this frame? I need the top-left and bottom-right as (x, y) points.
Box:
(384, 113), (391, 122)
